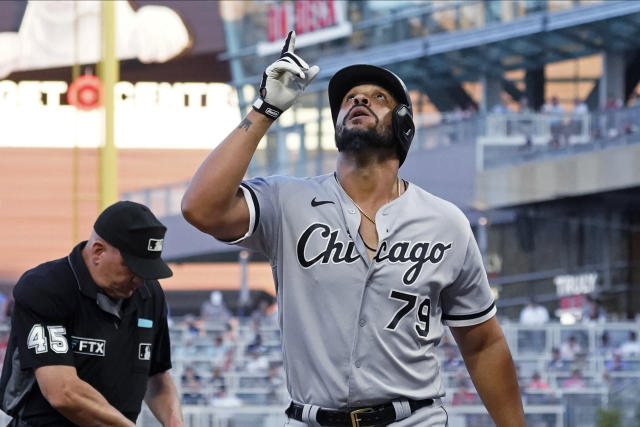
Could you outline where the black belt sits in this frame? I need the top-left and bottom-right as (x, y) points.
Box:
(286, 398), (434, 427)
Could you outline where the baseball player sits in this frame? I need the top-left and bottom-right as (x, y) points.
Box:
(182, 31), (525, 426)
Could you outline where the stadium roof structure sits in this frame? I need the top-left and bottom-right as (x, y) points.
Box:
(310, 1), (640, 84)
(223, 1), (640, 112)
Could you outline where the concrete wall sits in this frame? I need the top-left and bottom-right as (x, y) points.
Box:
(475, 144), (640, 209)
(401, 141), (477, 211)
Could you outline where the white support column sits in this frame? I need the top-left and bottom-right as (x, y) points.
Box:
(600, 51), (625, 108)
(481, 73), (502, 113)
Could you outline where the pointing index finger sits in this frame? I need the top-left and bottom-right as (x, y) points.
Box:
(280, 31), (296, 57)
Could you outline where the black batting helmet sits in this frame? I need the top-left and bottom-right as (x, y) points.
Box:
(328, 64), (415, 165)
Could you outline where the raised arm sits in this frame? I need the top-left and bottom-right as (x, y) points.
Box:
(36, 365), (136, 427)
(450, 317), (525, 427)
(181, 110), (274, 241)
(181, 31), (319, 241)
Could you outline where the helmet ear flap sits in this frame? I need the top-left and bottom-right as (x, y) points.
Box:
(392, 104), (415, 165)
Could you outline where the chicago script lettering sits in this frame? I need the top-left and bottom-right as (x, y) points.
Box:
(296, 223), (452, 284)
(374, 240), (452, 284)
(297, 223), (360, 267)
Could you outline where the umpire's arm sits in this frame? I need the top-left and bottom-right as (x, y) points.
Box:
(35, 365), (136, 426)
(450, 317), (525, 427)
(144, 370), (183, 427)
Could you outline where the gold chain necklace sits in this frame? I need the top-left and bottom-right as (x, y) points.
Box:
(335, 174), (401, 226)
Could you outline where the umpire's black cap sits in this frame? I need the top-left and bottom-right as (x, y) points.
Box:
(94, 201), (173, 280)
(328, 64), (413, 125)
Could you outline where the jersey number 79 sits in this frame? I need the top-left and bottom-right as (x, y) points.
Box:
(385, 290), (430, 338)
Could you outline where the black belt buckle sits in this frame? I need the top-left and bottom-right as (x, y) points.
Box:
(349, 407), (375, 427)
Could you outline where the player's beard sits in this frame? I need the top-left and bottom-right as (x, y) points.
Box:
(335, 123), (396, 154)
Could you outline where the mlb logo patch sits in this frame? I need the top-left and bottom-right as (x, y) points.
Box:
(139, 343), (152, 360)
(147, 239), (163, 252)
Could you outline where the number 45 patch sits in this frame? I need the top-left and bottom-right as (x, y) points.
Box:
(27, 324), (68, 354)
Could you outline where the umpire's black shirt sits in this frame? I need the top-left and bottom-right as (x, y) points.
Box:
(0, 242), (173, 426)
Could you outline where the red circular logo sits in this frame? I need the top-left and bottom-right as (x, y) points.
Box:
(67, 75), (103, 110)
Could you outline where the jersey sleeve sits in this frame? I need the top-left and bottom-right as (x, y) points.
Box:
(227, 176), (282, 260)
(441, 227), (496, 327)
(149, 289), (172, 376)
(12, 272), (76, 369)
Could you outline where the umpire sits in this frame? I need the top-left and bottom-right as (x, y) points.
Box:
(0, 201), (183, 426)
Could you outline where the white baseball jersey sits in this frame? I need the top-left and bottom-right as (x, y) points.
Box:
(231, 172), (496, 409)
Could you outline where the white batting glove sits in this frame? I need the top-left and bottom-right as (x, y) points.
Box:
(252, 31), (320, 120)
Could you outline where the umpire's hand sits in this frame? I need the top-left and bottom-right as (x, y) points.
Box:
(252, 31), (320, 120)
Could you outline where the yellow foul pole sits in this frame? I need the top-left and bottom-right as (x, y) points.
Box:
(99, 0), (119, 210)
(72, 1), (80, 243)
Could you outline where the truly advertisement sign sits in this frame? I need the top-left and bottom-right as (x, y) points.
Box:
(553, 272), (598, 297)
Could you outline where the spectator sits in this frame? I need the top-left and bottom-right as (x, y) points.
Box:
(516, 97), (534, 148)
(442, 346), (463, 371)
(245, 348), (270, 373)
(465, 102), (478, 117)
(206, 335), (230, 367)
(597, 332), (617, 359)
(250, 299), (278, 328)
(605, 350), (627, 372)
(222, 317), (239, 344)
(582, 298), (606, 323)
(184, 314), (202, 337)
(451, 105), (465, 121)
(451, 374), (477, 405)
(175, 335), (199, 357)
(524, 371), (556, 406)
(572, 97), (588, 115)
(201, 290), (231, 323)
(246, 331), (264, 355)
(518, 97), (532, 113)
(181, 366), (204, 405)
(568, 97), (588, 141)
(526, 371), (549, 391)
(603, 94), (622, 110)
(208, 367), (226, 396)
(543, 96), (566, 147)
(560, 335), (583, 362)
(210, 385), (242, 408)
(490, 97), (511, 114)
(519, 298), (550, 325)
(619, 331), (640, 358)
(519, 298), (549, 351)
(266, 363), (286, 404)
(603, 94), (623, 137)
(562, 369), (587, 389)
(547, 347), (566, 370)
